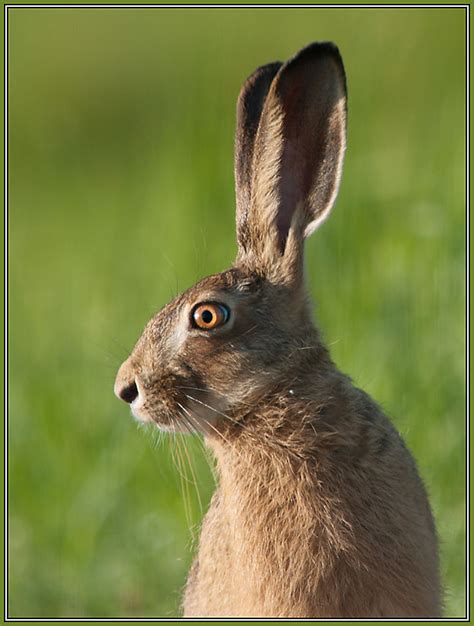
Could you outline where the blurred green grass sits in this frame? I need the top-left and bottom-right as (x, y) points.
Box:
(8, 7), (465, 618)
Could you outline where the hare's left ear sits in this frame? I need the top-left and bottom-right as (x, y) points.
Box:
(235, 61), (283, 250)
(235, 42), (347, 283)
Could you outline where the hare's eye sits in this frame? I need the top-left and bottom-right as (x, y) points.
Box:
(192, 302), (230, 330)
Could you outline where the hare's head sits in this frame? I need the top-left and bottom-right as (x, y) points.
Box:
(115, 42), (347, 434)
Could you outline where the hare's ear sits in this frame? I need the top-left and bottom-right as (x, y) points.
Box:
(235, 42), (347, 283)
(235, 61), (282, 250)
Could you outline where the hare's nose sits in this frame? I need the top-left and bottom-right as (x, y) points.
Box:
(118, 381), (138, 404)
(114, 359), (139, 404)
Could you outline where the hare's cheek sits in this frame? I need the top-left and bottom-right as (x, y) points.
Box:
(181, 390), (230, 431)
(220, 371), (272, 408)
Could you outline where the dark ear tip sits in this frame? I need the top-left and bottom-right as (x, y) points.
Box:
(289, 41), (343, 64)
(253, 61), (284, 77)
(282, 40), (346, 84)
(237, 61), (283, 123)
(238, 61), (283, 102)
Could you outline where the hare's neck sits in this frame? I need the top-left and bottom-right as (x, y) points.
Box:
(203, 374), (375, 608)
(206, 428), (352, 614)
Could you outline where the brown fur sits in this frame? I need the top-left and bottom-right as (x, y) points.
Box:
(115, 42), (441, 617)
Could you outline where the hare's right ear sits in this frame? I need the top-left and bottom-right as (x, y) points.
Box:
(234, 42), (347, 285)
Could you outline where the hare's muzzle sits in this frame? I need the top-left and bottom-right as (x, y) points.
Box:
(114, 358), (139, 404)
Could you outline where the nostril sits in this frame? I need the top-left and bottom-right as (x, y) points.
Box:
(119, 381), (139, 404)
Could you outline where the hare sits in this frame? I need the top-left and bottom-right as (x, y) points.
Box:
(114, 42), (441, 617)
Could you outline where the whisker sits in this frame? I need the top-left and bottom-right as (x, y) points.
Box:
(177, 410), (204, 521)
(176, 385), (253, 409)
(177, 402), (199, 435)
(184, 394), (241, 426)
(200, 416), (239, 455)
(186, 409), (245, 464)
(182, 397), (238, 450)
(179, 409), (219, 484)
(186, 394), (304, 463)
(177, 385), (225, 396)
(175, 435), (195, 532)
(169, 413), (201, 535)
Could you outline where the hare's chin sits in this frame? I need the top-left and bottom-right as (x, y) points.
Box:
(129, 401), (193, 433)
(129, 402), (153, 424)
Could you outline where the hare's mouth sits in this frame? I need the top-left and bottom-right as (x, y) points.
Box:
(128, 380), (153, 424)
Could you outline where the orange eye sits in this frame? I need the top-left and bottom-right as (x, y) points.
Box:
(192, 302), (230, 330)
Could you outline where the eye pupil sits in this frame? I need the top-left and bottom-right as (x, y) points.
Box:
(201, 309), (213, 324)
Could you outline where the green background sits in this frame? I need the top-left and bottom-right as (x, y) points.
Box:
(8, 6), (466, 618)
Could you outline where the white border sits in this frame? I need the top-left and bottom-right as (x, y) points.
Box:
(3, 3), (470, 623)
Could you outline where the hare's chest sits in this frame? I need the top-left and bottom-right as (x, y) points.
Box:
(183, 490), (255, 616)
